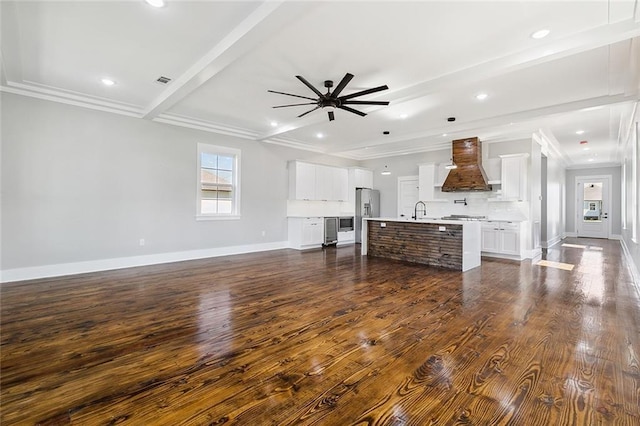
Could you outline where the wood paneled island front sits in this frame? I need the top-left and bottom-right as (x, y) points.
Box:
(362, 218), (481, 271)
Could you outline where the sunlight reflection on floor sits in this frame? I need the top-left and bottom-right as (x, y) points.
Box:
(536, 260), (575, 271)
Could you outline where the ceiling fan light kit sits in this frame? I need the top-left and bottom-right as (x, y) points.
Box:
(269, 73), (390, 122)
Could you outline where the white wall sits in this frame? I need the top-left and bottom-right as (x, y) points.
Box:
(0, 93), (356, 280)
(620, 108), (640, 285)
(543, 154), (565, 247)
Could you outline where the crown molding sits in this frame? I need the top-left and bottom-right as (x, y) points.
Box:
(1, 81), (142, 117)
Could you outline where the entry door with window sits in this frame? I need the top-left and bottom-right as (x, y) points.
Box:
(397, 176), (419, 218)
(576, 176), (611, 238)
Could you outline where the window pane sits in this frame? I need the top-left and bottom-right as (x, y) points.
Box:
(218, 155), (234, 171)
(218, 200), (232, 214)
(201, 153), (218, 169)
(583, 183), (603, 222)
(218, 189), (233, 200)
(198, 144), (239, 217)
(201, 199), (218, 214)
(216, 170), (233, 185)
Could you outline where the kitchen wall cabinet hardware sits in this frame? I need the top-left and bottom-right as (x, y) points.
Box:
(288, 217), (324, 249)
(289, 161), (349, 201)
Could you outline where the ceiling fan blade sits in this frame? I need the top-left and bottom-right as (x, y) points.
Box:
(331, 73), (354, 98)
(342, 100), (390, 106)
(272, 102), (317, 108)
(267, 90), (317, 101)
(339, 85), (389, 101)
(298, 106), (321, 118)
(338, 105), (367, 117)
(296, 75), (324, 98)
(328, 111), (335, 121)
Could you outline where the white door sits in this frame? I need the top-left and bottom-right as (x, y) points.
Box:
(397, 176), (419, 219)
(576, 176), (611, 239)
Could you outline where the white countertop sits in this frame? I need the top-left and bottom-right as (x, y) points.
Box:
(364, 216), (527, 223)
(364, 217), (482, 226)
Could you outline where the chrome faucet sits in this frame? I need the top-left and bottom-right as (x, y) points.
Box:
(412, 201), (427, 220)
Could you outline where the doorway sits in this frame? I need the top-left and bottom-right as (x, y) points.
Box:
(397, 176), (418, 219)
(576, 175), (611, 239)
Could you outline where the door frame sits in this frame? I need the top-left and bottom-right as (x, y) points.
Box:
(575, 175), (612, 239)
(397, 175), (419, 218)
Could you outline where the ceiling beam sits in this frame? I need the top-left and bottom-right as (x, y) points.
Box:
(143, 1), (313, 120)
(256, 18), (640, 142)
(329, 93), (638, 160)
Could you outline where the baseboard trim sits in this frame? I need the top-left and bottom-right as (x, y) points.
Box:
(620, 238), (640, 297)
(0, 241), (289, 284)
(542, 234), (563, 249)
(610, 234), (622, 240)
(564, 232), (578, 238)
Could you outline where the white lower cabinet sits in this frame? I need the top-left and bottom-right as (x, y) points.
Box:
(481, 221), (525, 259)
(289, 217), (324, 250)
(337, 230), (355, 246)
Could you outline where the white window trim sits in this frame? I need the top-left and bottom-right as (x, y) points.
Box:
(196, 143), (241, 220)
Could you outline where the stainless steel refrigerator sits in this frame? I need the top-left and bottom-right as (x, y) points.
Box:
(355, 188), (380, 243)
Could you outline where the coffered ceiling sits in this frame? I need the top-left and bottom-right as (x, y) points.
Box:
(2, 1), (639, 167)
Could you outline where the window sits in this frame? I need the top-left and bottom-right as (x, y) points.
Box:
(197, 143), (240, 219)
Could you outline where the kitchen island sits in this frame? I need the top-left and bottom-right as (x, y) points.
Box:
(362, 218), (481, 271)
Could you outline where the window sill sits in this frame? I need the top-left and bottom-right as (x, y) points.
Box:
(196, 215), (241, 221)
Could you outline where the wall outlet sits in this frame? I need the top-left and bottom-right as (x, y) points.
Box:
(139, 238), (145, 246)
(380, 222), (386, 227)
(438, 226), (446, 231)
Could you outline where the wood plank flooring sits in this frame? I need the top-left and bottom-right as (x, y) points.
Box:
(1, 238), (639, 425)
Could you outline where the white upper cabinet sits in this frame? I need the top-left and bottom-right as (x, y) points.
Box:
(500, 154), (529, 201)
(289, 161), (316, 200)
(484, 158), (502, 183)
(289, 161), (349, 201)
(333, 167), (349, 201)
(418, 164), (436, 201)
(418, 163), (447, 202)
(354, 168), (373, 189)
(436, 163), (450, 187)
(315, 165), (333, 201)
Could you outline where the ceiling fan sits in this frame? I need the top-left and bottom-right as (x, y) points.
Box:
(268, 73), (390, 121)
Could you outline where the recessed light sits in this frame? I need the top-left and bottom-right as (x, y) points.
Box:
(316, 133), (324, 139)
(576, 130), (585, 135)
(101, 78), (115, 86)
(588, 158), (594, 162)
(145, 0), (165, 7)
(442, 133), (448, 137)
(583, 147), (590, 151)
(270, 121), (278, 127)
(399, 113), (408, 119)
(475, 93), (488, 101)
(531, 28), (550, 39)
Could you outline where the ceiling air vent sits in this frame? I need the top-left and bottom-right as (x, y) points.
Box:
(156, 76), (172, 84)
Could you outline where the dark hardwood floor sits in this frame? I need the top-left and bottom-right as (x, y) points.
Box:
(1, 238), (639, 425)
